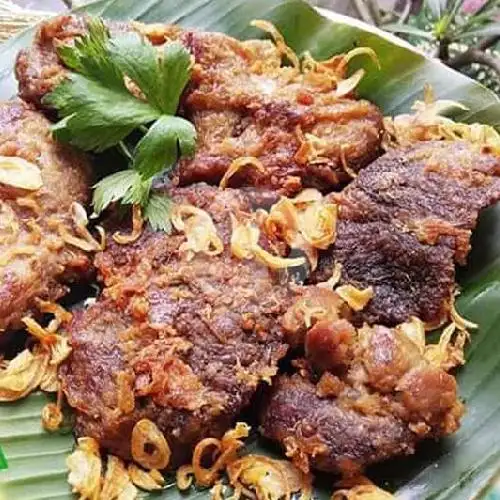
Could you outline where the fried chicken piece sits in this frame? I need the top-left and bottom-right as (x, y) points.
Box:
(0, 101), (92, 333)
(15, 15), (384, 195)
(309, 140), (500, 326)
(260, 309), (463, 474)
(60, 184), (295, 468)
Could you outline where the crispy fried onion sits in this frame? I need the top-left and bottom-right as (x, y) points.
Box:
(397, 315), (470, 371)
(332, 484), (395, 499)
(67, 437), (103, 500)
(67, 437), (167, 499)
(301, 48), (379, 93)
(177, 465), (195, 490)
(113, 204), (144, 245)
(316, 262), (343, 290)
(0, 346), (49, 402)
(0, 201), (20, 245)
(131, 418), (171, 470)
(220, 157), (266, 189)
(101, 455), (138, 500)
(59, 202), (105, 252)
(0, 314), (73, 402)
(188, 422), (250, 487)
(383, 84), (500, 153)
(41, 401), (63, 432)
(227, 454), (313, 500)
(335, 285), (373, 312)
(231, 215), (306, 269)
(0, 156), (43, 191)
(294, 127), (331, 165)
(128, 464), (165, 491)
(250, 20), (300, 71)
(172, 205), (224, 260)
(264, 189), (337, 270)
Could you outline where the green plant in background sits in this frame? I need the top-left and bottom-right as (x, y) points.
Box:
(352, 0), (500, 93)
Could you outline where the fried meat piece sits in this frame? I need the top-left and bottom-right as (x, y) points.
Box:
(0, 101), (92, 333)
(60, 184), (294, 467)
(260, 304), (463, 474)
(15, 15), (384, 195)
(309, 141), (500, 326)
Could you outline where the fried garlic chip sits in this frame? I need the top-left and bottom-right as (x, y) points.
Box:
(231, 215), (305, 270)
(172, 205), (224, 260)
(192, 422), (251, 487)
(0, 347), (49, 402)
(128, 464), (165, 491)
(227, 454), (313, 500)
(101, 456), (138, 500)
(332, 484), (395, 499)
(67, 437), (102, 500)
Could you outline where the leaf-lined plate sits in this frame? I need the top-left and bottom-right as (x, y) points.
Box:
(1, 1), (500, 499)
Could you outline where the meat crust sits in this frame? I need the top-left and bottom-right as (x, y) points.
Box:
(60, 184), (294, 467)
(0, 101), (92, 333)
(15, 15), (384, 195)
(310, 141), (500, 326)
(260, 319), (463, 474)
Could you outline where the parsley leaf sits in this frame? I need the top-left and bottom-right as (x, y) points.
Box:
(133, 115), (196, 179)
(46, 17), (197, 231)
(143, 194), (173, 233)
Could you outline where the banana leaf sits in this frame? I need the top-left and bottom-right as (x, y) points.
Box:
(1, 1), (500, 499)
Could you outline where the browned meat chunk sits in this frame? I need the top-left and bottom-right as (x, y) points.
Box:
(0, 101), (92, 333)
(309, 141), (500, 326)
(260, 311), (463, 474)
(60, 184), (295, 468)
(15, 15), (384, 195)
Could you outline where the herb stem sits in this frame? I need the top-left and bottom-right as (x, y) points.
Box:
(139, 125), (149, 134)
(118, 141), (133, 161)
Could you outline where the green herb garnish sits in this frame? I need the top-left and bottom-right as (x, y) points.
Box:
(44, 19), (196, 231)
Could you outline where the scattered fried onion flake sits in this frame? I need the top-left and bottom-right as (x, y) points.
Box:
(227, 454), (313, 500)
(220, 157), (266, 188)
(191, 422), (250, 487)
(383, 84), (500, 154)
(172, 204), (224, 260)
(59, 202), (105, 252)
(128, 464), (165, 491)
(336, 285), (373, 312)
(231, 215), (306, 270)
(131, 418), (171, 470)
(67, 437), (102, 500)
(264, 190), (337, 270)
(332, 484), (395, 499)
(41, 401), (63, 432)
(250, 20), (300, 71)
(101, 455), (138, 500)
(113, 204), (144, 245)
(0, 347), (48, 402)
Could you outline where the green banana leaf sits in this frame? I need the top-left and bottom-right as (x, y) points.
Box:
(1, 1), (500, 499)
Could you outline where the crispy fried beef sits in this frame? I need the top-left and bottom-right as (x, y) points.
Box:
(0, 101), (92, 333)
(15, 15), (384, 195)
(60, 184), (295, 467)
(309, 141), (500, 326)
(259, 291), (463, 474)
